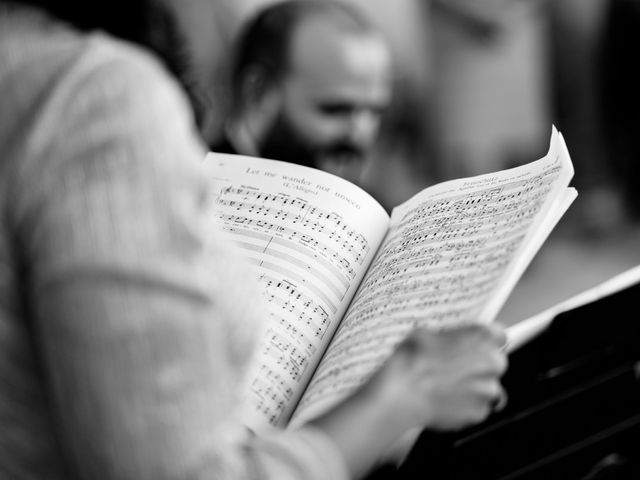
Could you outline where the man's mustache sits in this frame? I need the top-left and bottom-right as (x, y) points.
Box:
(323, 144), (365, 161)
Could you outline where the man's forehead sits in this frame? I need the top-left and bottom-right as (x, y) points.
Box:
(286, 17), (392, 94)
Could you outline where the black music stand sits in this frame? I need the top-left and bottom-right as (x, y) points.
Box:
(369, 279), (640, 480)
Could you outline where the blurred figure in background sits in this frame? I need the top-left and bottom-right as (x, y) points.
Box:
(211, 0), (393, 186)
(599, 0), (640, 220)
(0, 0), (508, 479)
(548, 0), (631, 238)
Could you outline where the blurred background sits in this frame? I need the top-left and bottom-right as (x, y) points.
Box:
(203, 0), (640, 325)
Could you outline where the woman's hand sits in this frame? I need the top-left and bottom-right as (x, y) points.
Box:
(374, 322), (508, 431)
(309, 322), (508, 479)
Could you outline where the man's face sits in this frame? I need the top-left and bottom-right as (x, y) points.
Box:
(258, 19), (392, 183)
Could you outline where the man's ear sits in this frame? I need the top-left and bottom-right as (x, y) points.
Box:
(241, 65), (281, 126)
(241, 66), (277, 110)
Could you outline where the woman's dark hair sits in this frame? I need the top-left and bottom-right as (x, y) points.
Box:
(7, 0), (206, 127)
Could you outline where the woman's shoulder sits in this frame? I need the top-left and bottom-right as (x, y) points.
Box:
(0, 3), (189, 117)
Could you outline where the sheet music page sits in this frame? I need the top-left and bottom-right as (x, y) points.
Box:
(206, 153), (389, 430)
(289, 127), (576, 427)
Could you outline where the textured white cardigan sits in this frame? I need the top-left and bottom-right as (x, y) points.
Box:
(0, 5), (348, 479)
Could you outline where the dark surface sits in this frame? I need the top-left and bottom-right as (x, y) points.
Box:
(368, 279), (640, 480)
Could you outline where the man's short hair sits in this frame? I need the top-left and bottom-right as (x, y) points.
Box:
(230, 0), (377, 103)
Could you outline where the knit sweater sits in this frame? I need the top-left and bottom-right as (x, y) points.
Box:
(0, 4), (348, 479)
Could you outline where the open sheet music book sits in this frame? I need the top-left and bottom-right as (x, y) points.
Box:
(206, 126), (577, 432)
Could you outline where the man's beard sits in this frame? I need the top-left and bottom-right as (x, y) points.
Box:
(258, 110), (366, 171)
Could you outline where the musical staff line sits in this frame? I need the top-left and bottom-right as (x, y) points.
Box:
(216, 187), (371, 261)
(237, 241), (347, 300)
(260, 274), (331, 338)
(222, 224), (353, 287)
(249, 259), (338, 313)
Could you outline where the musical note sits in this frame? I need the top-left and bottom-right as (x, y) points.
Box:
(215, 188), (370, 263)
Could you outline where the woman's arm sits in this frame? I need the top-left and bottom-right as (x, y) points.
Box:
(16, 40), (349, 480)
